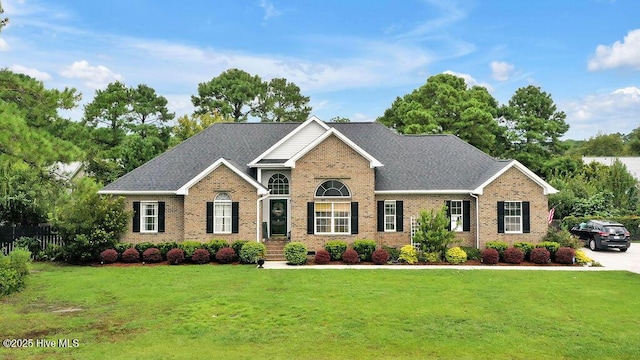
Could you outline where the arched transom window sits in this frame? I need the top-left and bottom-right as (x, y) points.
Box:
(214, 193), (232, 234)
(268, 173), (289, 195)
(315, 180), (350, 197)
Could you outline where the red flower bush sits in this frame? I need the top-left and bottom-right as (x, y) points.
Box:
(555, 247), (576, 264)
(481, 248), (499, 265)
(192, 248), (211, 264)
(215, 247), (236, 264)
(372, 248), (389, 265)
(167, 248), (185, 265)
(142, 248), (162, 263)
(121, 248), (140, 263)
(100, 249), (118, 264)
(341, 249), (360, 265)
(314, 249), (331, 265)
(503, 247), (524, 264)
(530, 247), (551, 264)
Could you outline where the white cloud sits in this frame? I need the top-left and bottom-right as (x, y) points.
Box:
(0, 38), (8, 51)
(59, 60), (123, 89)
(443, 70), (493, 91)
(588, 29), (640, 71)
(490, 61), (514, 81)
(10, 64), (51, 80)
(259, 0), (281, 21)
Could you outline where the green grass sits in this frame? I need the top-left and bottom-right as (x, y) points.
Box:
(2, 263), (640, 359)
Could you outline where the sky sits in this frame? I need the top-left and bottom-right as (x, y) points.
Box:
(1, 0), (640, 140)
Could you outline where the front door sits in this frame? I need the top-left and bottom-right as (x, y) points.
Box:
(270, 199), (287, 236)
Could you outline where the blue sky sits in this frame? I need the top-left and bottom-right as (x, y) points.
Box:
(2, 0), (640, 140)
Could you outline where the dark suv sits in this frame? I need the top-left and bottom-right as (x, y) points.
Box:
(570, 220), (631, 252)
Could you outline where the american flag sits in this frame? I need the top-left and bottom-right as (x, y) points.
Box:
(547, 208), (555, 225)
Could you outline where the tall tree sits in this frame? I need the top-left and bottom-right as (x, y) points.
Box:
(329, 116), (351, 123)
(170, 112), (228, 146)
(129, 84), (174, 138)
(255, 78), (311, 122)
(83, 81), (131, 150)
(192, 69), (266, 122)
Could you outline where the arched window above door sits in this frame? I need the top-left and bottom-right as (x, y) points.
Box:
(268, 173), (289, 195)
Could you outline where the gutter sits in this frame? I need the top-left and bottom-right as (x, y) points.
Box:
(470, 193), (480, 249)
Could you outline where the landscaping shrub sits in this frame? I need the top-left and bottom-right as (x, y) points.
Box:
(215, 247), (237, 264)
(544, 228), (582, 249)
(412, 205), (457, 254)
(239, 242), (266, 264)
(232, 240), (249, 258)
(575, 249), (593, 265)
(314, 249), (331, 265)
(513, 242), (535, 260)
(284, 242), (308, 265)
(460, 246), (481, 261)
(206, 239), (229, 257)
(41, 244), (63, 262)
(555, 247), (576, 265)
(424, 251), (441, 263)
(324, 240), (347, 261)
(179, 241), (203, 260)
(485, 241), (508, 260)
(352, 239), (377, 261)
(0, 248), (32, 296)
(167, 248), (185, 265)
(121, 248), (140, 263)
(445, 247), (467, 264)
(503, 247), (524, 264)
(15, 237), (41, 257)
(191, 248), (211, 264)
(398, 245), (418, 264)
(481, 248), (499, 265)
(530, 247), (550, 264)
(536, 241), (560, 261)
(142, 248), (162, 263)
(100, 249), (118, 264)
(372, 248), (389, 265)
(341, 249), (360, 265)
(114, 243), (133, 256)
(382, 245), (400, 263)
(157, 242), (179, 259)
(134, 242), (156, 256)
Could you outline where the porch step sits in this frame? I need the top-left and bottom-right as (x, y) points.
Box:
(264, 238), (288, 261)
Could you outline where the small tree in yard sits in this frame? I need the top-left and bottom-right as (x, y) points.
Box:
(412, 205), (457, 258)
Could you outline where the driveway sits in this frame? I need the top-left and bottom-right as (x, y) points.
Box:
(582, 243), (640, 274)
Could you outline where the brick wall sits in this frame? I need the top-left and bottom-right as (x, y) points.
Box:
(120, 195), (184, 244)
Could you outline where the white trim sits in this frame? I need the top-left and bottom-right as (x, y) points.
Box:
(140, 201), (159, 234)
(503, 200), (523, 234)
(285, 128), (383, 168)
(248, 115), (330, 167)
(314, 201), (351, 235)
(98, 190), (176, 195)
(375, 190), (474, 195)
(176, 158), (268, 196)
(383, 200), (396, 232)
(473, 160), (558, 195)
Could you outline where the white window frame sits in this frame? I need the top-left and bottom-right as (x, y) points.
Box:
(268, 173), (290, 195)
(384, 200), (396, 232)
(140, 201), (158, 233)
(315, 202), (350, 235)
(450, 200), (463, 232)
(214, 193), (232, 234)
(504, 201), (522, 234)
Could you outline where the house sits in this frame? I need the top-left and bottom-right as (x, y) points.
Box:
(98, 116), (557, 251)
(582, 156), (640, 181)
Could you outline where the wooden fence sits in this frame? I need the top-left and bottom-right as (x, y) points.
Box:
(0, 225), (65, 256)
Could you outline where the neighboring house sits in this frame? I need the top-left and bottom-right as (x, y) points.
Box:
(99, 116), (557, 250)
(52, 162), (85, 182)
(582, 156), (640, 181)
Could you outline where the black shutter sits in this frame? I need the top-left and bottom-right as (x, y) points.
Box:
(232, 202), (239, 234)
(206, 202), (214, 234)
(463, 200), (470, 232)
(522, 201), (530, 233)
(133, 201), (141, 232)
(307, 202), (314, 234)
(445, 200), (452, 231)
(351, 202), (359, 235)
(497, 201), (505, 233)
(158, 202), (165, 233)
(396, 201), (403, 232)
(377, 201), (384, 232)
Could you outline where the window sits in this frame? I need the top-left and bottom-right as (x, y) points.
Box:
(315, 202), (350, 234)
(141, 202), (158, 233)
(214, 193), (232, 234)
(450, 200), (463, 232)
(384, 201), (396, 232)
(504, 201), (522, 233)
(315, 180), (350, 197)
(268, 173), (289, 195)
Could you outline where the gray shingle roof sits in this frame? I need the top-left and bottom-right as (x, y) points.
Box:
(101, 121), (512, 193)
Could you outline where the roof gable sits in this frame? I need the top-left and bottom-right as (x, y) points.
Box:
(176, 158), (268, 195)
(472, 160), (558, 195)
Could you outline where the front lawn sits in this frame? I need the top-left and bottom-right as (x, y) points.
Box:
(1, 263), (639, 359)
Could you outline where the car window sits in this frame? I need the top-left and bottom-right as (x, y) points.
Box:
(604, 226), (625, 234)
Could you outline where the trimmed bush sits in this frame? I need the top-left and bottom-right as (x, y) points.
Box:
(530, 247), (550, 264)
(191, 248), (211, 264)
(341, 249), (360, 265)
(0, 248), (32, 296)
(575, 249), (593, 265)
(513, 242), (535, 260)
(142, 248), (162, 263)
(215, 247), (237, 264)
(157, 242), (179, 259)
(314, 249), (331, 265)
(424, 251), (441, 263)
(121, 248), (140, 263)
(15, 237), (41, 256)
(481, 248), (499, 265)
(555, 247), (576, 265)
(503, 247), (524, 264)
(206, 239), (229, 256)
(445, 247), (467, 264)
(399, 245), (418, 264)
(114, 243), (133, 256)
(372, 248), (389, 265)
(239, 242), (266, 264)
(486, 241), (508, 260)
(134, 242), (155, 256)
(352, 239), (377, 261)
(179, 241), (203, 260)
(460, 246), (481, 261)
(536, 241), (560, 260)
(382, 246), (400, 263)
(284, 242), (308, 265)
(167, 248), (185, 265)
(100, 249), (118, 264)
(232, 241), (249, 258)
(324, 240), (347, 261)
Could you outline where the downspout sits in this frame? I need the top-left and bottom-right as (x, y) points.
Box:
(470, 193), (480, 249)
(256, 190), (271, 242)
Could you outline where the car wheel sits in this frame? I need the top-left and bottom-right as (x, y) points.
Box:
(589, 239), (598, 251)
(620, 248), (628, 252)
